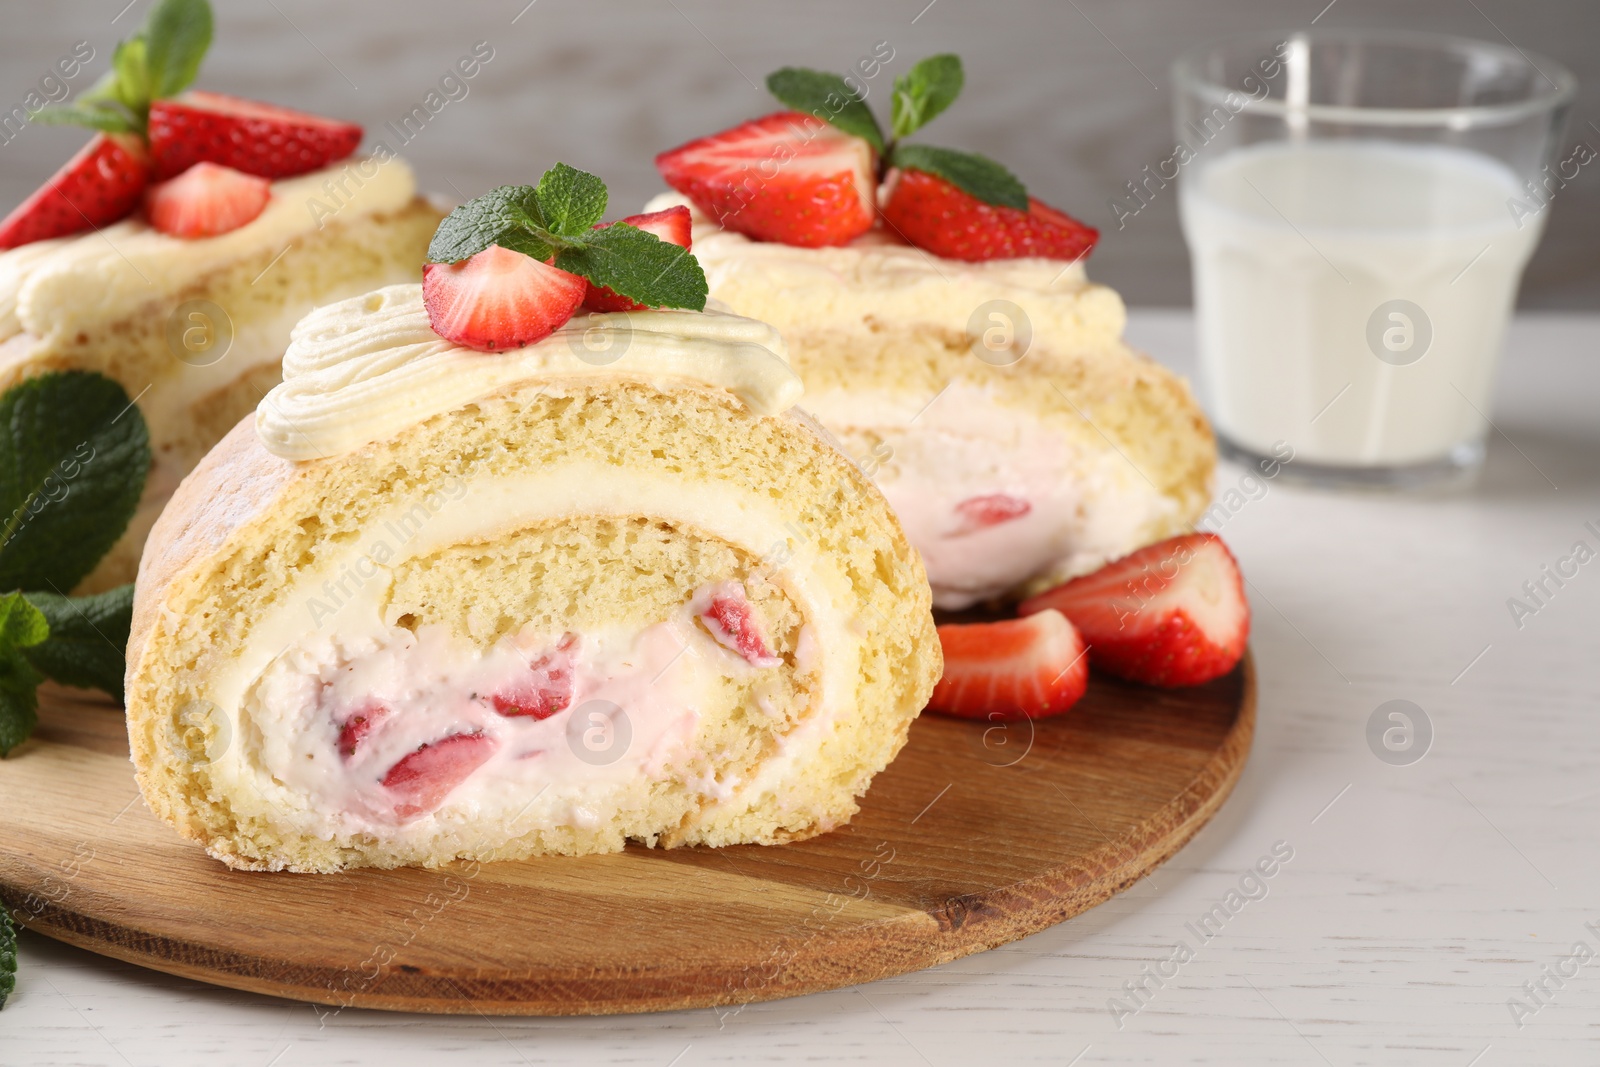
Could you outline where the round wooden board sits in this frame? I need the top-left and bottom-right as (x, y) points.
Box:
(0, 655), (1253, 1016)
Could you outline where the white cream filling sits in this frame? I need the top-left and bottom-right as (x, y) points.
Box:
(194, 461), (863, 850)
(256, 286), (804, 459)
(805, 382), (1179, 609)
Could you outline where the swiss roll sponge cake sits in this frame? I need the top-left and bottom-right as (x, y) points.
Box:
(124, 166), (939, 872)
(0, 0), (443, 591)
(652, 55), (1215, 609)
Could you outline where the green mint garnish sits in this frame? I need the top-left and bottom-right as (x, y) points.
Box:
(21, 586), (136, 705)
(535, 162), (609, 237)
(0, 593), (48, 757)
(765, 52), (1029, 209)
(555, 223), (707, 310)
(889, 144), (1028, 211)
(33, 0), (212, 136)
(429, 164), (709, 312)
(765, 67), (885, 151)
(891, 54), (963, 141)
(0, 372), (151, 595)
(0, 372), (150, 1033)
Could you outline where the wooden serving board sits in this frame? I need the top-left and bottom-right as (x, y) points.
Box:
(0, 656), (1253, 1016)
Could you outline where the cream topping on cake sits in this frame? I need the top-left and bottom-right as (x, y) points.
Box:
(644, 191), (1127, 348)
(0, 154), (416, 343)
(256, 284), (804, 459)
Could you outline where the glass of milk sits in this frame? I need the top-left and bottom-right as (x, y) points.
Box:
(1172, 30), (1574, 488)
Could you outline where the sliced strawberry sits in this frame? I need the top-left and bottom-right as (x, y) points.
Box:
(881, 168), (1099, 263)
(422, 244), (586, 352)
(144, 162), (270, 238)
(336, 702), (389, 759)
(1020, 533), (1249, 687)
(491, 635), (578, 720)
(148, 91), (363, 181)
(582, 205), (694, 312)
(696, 581), (781, 668)
(381, 732), (498, 819)
(0, 134), (151, 249)
(952, 493), (1031, 535)
(656, 111), (875, 248)
(928, 609), (1088, 721)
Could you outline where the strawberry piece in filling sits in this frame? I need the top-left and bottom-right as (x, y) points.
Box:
(381, 733), (499, 820)
(952, 493), (1032, 535)
(336, 701), (391, 759)
(490, 635), (578, 720)
(696, 582), (781, 668)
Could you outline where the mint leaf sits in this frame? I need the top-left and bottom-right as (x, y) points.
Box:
(427, 185), (554, 263)
(766, 67), (885, 151)
(535, 164), (608, 238)
(0, 592), (48, 757)
(22, 586), (133, 703)
(0, 372), (151, 594)
(144, 0), (213, 99)
(111, 38), (152, 116)
(555, 224), (708, 311)
(891, 144), (1028, 210)
(33, 0), (213, 136)
(30, 101), (139, 134)
(0, 905), (16, 1008)
(891, 54), (964, 140)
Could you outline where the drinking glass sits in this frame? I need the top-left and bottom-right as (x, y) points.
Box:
(1172, 29), (1575, 488)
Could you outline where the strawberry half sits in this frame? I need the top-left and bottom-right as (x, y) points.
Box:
(422, 244), (587, 352)
(1020, 533), (1249, 687)
(144, 162), (270, 238)
(148, 91), (363, 181)
(881, 168), (1099, 262)
(0, 134), (151, 250)
(381, 732), (498, 820)
(582, 206), (693, 312)
(656, 111), (875, 248)
(928, 609), (1088, 721)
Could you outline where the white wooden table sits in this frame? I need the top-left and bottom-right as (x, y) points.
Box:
(4, 310), (1597, 1066)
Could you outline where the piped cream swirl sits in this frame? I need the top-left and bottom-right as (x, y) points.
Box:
(256, 284), (804, 460)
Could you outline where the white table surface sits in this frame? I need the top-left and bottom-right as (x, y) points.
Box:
(4, 310), (1598, 1066)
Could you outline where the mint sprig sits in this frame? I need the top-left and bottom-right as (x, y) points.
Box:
(32, 0), (212, 136)
(0, 372), (151, 594)
(429, 164), (708, 312)
(766, 67), (885, 151)
(22, 587), (136, 704)
(0, 371), (149, 758)
(891, 54), (963, 141)
(765, 53), (1029, 209)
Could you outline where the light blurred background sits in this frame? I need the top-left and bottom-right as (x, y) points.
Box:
(3, 0), (1595, 308)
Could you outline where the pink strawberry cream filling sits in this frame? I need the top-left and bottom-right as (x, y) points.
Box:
(804, 383), (1182, 609)
(247, 582), (783, 831)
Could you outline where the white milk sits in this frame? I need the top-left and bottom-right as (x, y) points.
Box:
(1181, 140), (1541, 467)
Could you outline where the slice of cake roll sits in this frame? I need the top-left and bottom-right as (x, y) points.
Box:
(124, 287), (939, 871)
(643, 194), (1215, 611)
